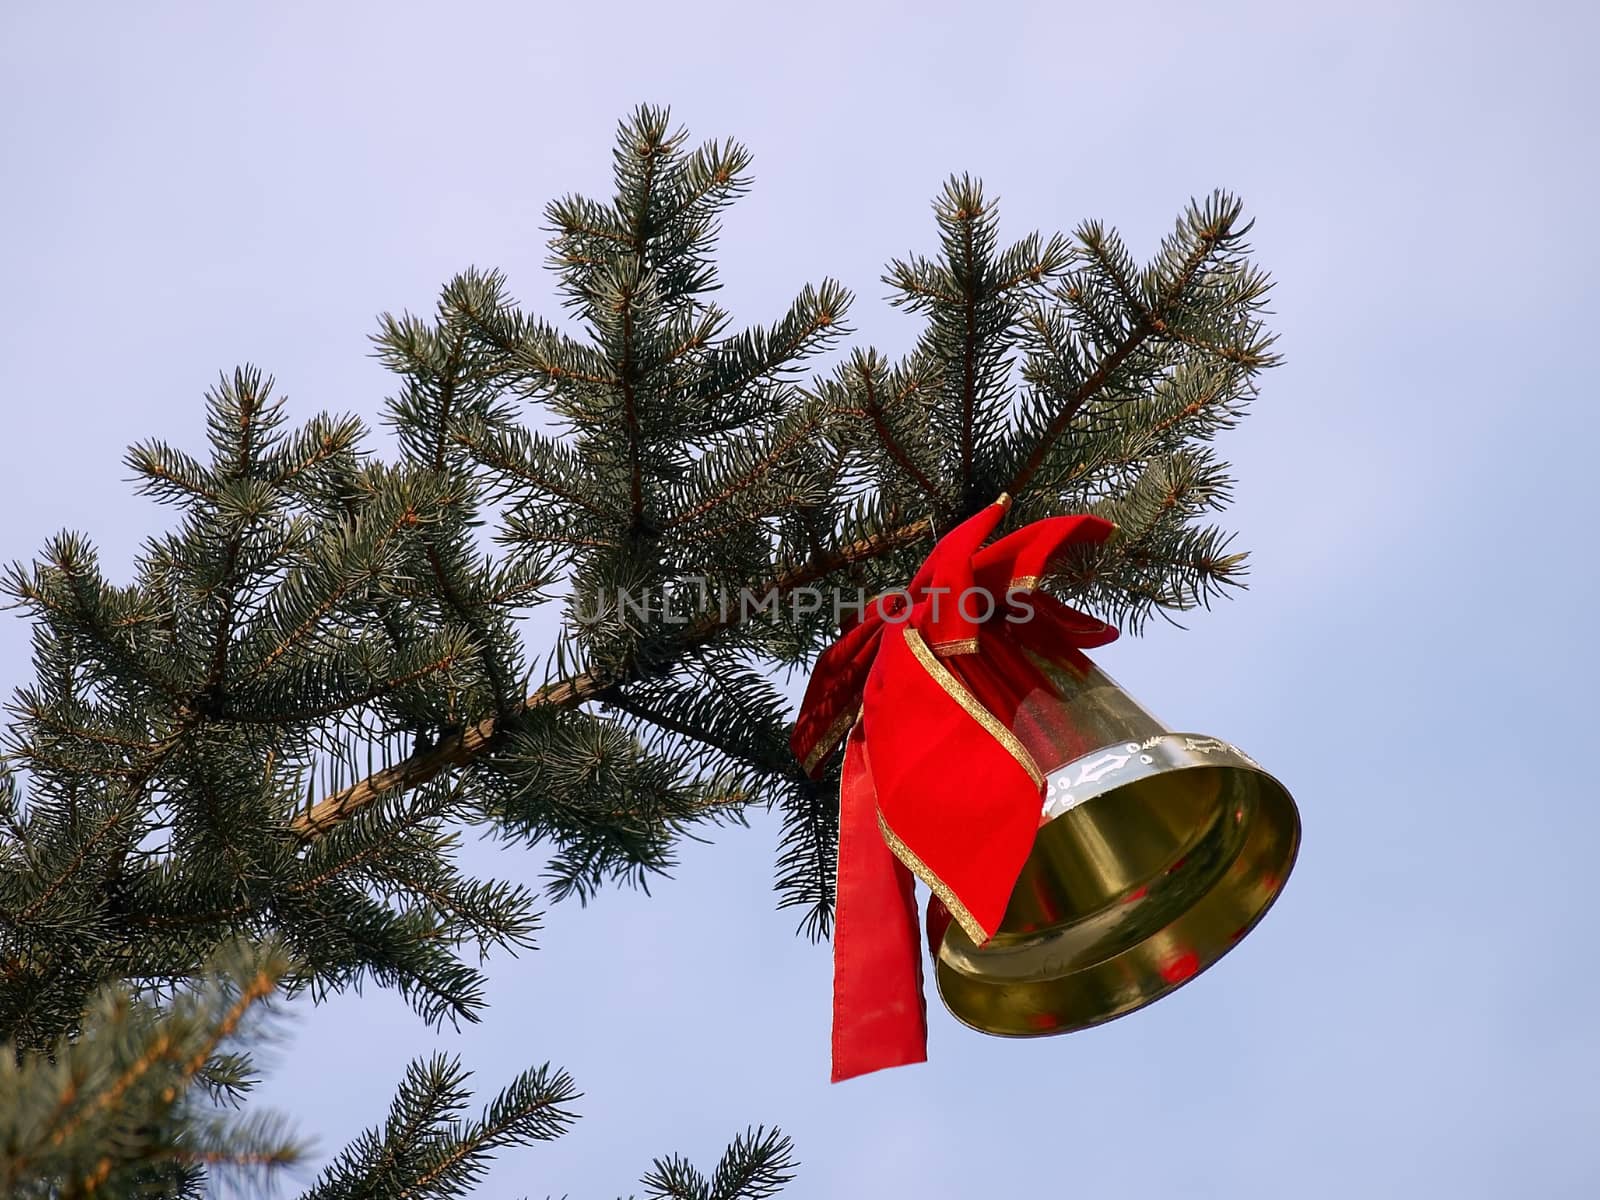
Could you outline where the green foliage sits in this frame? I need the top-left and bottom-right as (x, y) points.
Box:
(0, 938), (301, 1198)
(0, 370), (542, 1050)
(829, 178), (1276, 631)
(632, 1126), (796, 1200)
(301, 1054), (580, 1200)
(0, 929), (791, 1200)
(0, 104), (1277, 1194)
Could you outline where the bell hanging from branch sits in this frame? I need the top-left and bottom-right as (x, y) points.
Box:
(793, 496), (1301, 1080)
(929, 644), (1301, 1038)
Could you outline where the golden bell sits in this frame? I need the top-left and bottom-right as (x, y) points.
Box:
(934, 648), (1300, 1037)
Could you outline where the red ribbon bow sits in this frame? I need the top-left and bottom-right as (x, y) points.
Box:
(792, 495), (1119, 1081)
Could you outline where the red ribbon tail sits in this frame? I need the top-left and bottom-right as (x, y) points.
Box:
(831, 720), (927, 1083)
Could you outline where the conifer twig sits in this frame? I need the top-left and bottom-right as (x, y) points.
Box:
(290, 518), (932, 838)
(1003, 207), (1242, 498)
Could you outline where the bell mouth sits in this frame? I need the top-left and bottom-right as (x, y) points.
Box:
(934, 733), (1300, 1038)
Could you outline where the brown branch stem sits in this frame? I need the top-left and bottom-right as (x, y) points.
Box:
(289, 517), (931, 838)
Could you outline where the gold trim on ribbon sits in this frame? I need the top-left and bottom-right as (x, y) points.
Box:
(928, 636), (979, 656)
(871, 625), (1044, 946)
(877, 808), (988, 945)
(901, 627), (1044, 788)
(802, 706), (860, 774)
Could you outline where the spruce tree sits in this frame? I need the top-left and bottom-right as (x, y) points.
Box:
(0, 105), (1275, 1196)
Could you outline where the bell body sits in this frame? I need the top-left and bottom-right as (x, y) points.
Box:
(934, 647), (1300, 1037)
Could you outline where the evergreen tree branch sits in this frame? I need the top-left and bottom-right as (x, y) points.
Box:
(1003, 197), (1253, 499)
(290, 517), (931, 838)
(635, 1125), (796, 1200)
(0, 939), (301, 1199)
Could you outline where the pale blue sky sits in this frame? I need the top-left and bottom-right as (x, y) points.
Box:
(2, 2), (1596, 1196)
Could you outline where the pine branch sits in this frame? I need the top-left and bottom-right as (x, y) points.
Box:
(0, 939), (302, 1199)
(635, 1125), (796, 1200)
(298, 1053), (579, 1200)
(1004, 195), (1257, 498)
(1003, 324), (1153, 498)
(290, 517), (931, 838)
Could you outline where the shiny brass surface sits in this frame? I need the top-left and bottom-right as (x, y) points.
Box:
(934, 727), (1300, 1038)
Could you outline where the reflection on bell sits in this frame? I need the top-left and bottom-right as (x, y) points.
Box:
(933, 647), (1300, 1038)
